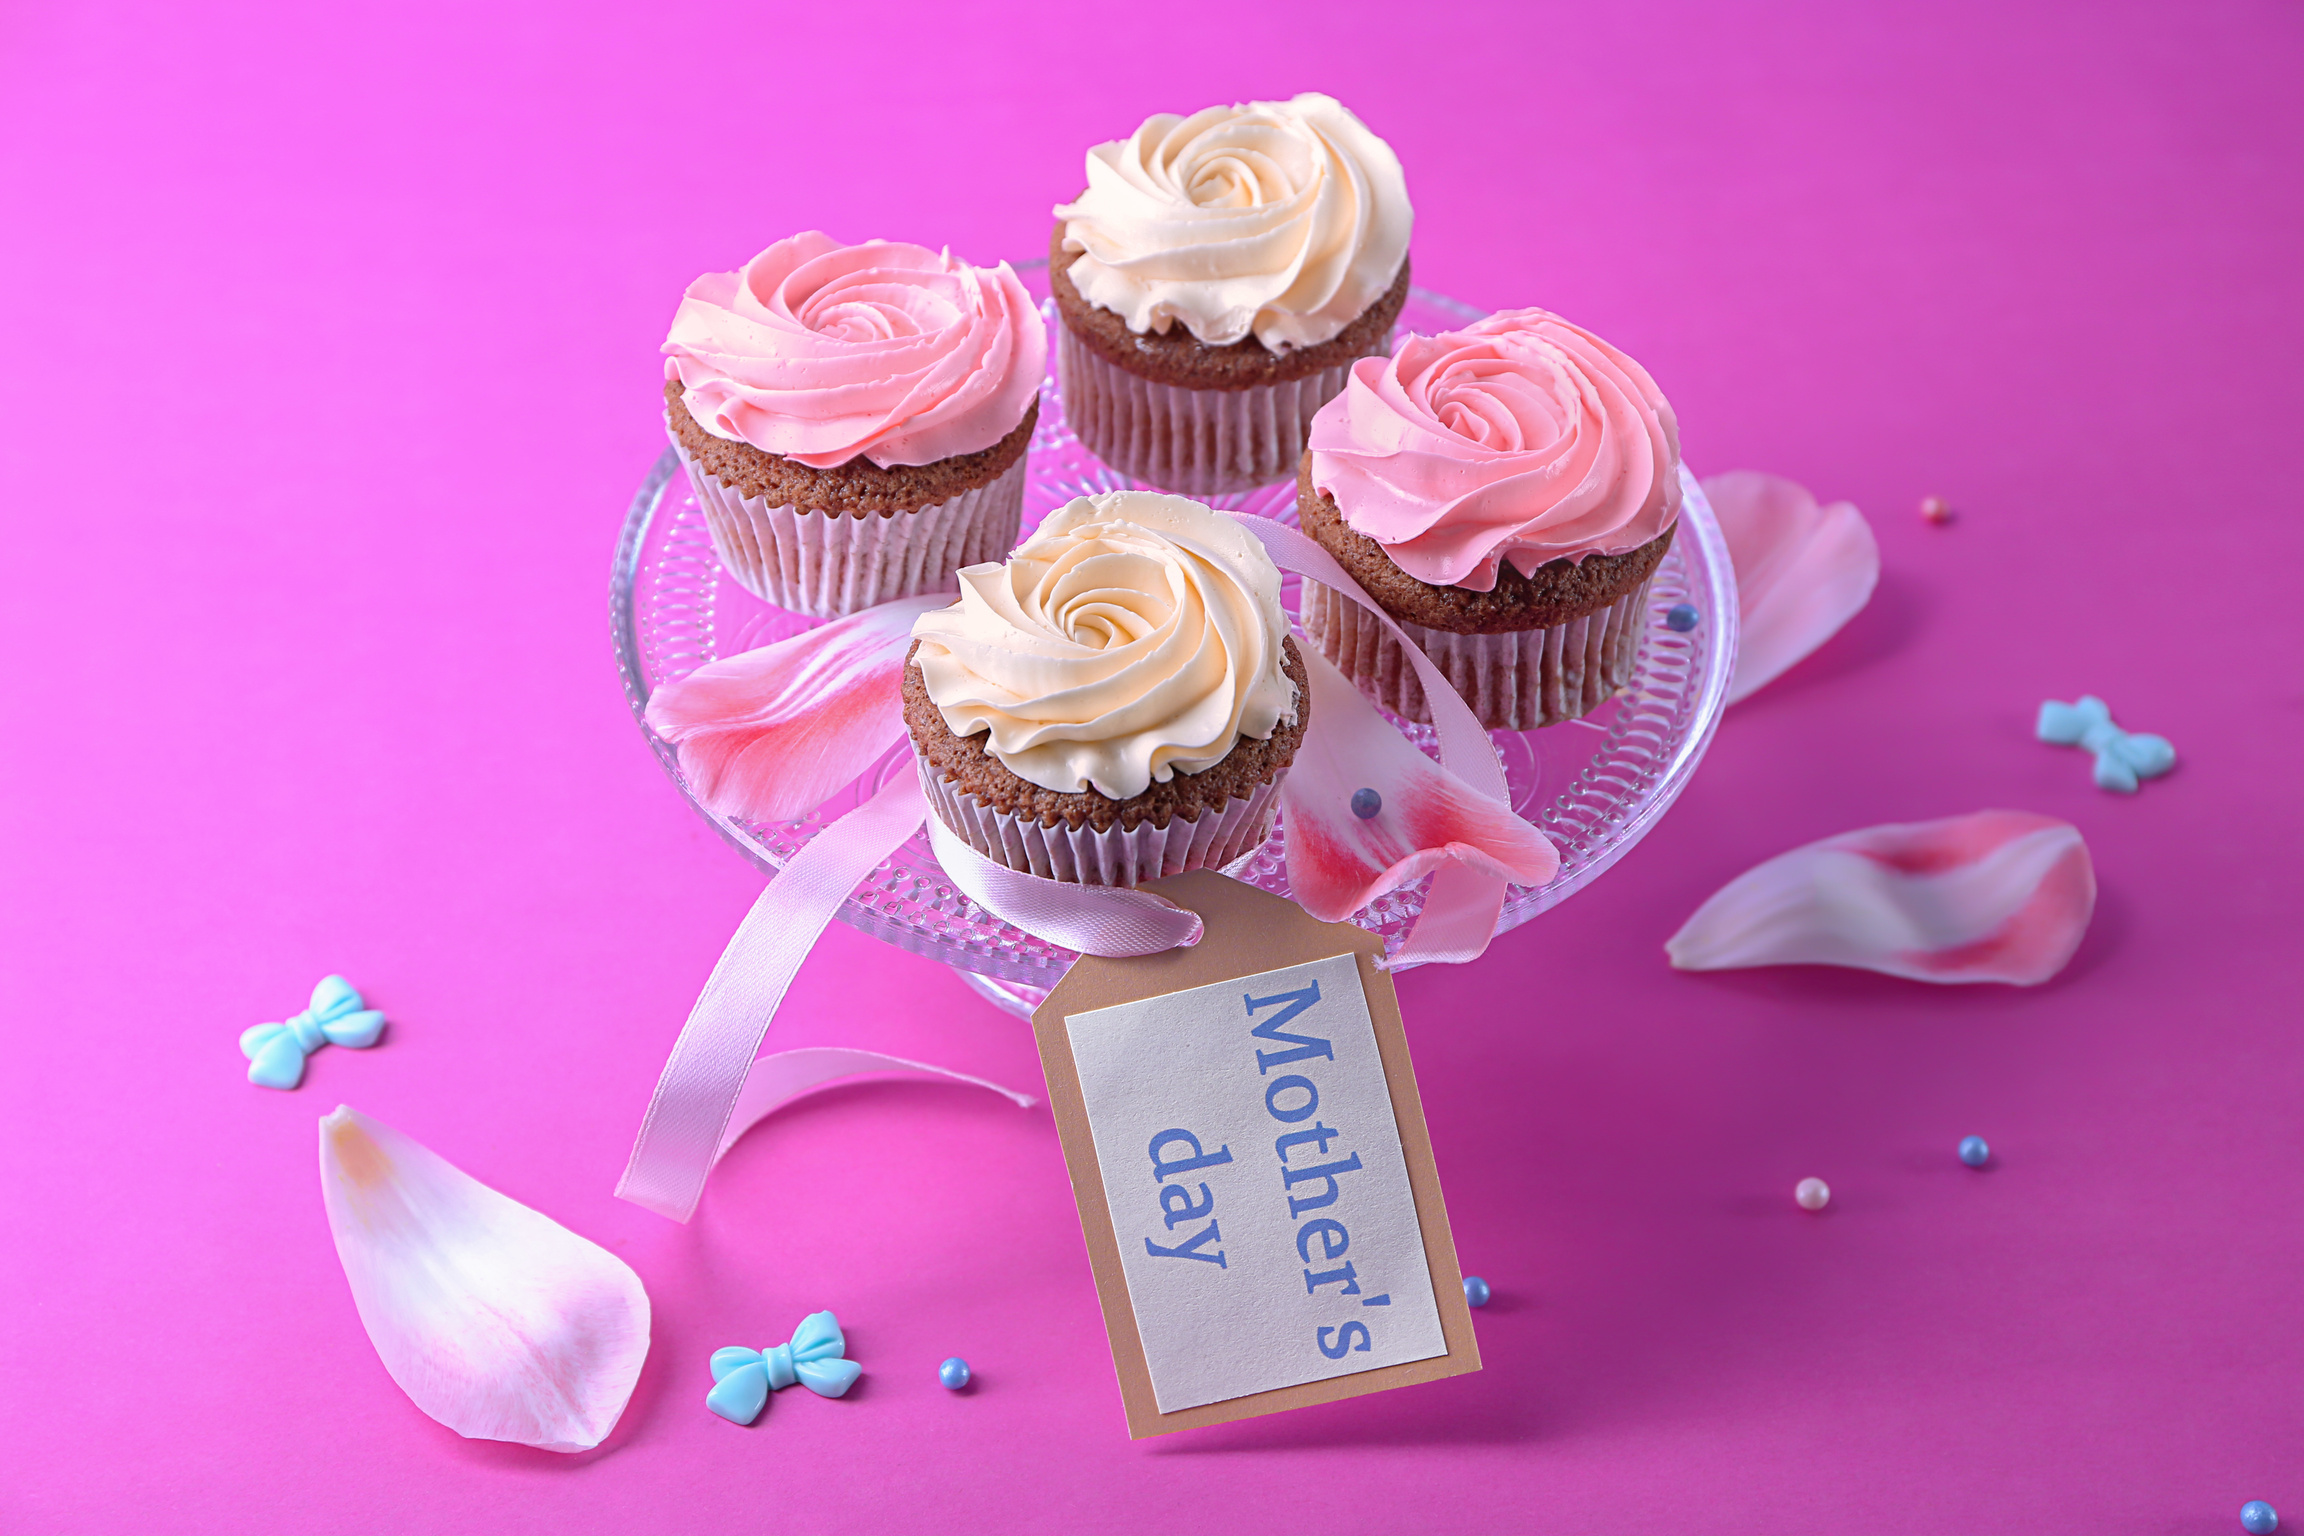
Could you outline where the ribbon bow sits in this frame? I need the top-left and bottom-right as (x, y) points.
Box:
(619, 496), (1589, 1223)
(2036, 696), (2175, 794)
(239, 975), (387, 1089)
(705, 1310), (860, 1425)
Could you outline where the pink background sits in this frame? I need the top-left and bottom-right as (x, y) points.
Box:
(5, 2), (2302, 1530)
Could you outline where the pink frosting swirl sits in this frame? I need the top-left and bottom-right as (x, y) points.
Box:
(663, 232), (1047, 469)
(1307, 307), (1681, 590)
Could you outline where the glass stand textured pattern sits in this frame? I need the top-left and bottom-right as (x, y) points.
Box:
(612, 271), (1739, 1018)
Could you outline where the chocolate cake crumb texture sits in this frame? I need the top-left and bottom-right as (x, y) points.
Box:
(905, 638), (1311, 833)
(1298, 455), (1675, 634)
(1050, 222), (1410, 391)
(667, 382), (1036, 516)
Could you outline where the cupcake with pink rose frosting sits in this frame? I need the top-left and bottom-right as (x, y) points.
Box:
(1297, 306), (1682, 730)
(663, 231), (1047, 616)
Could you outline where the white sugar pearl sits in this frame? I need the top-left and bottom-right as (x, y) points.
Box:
(1795, 1177), (1831, 1211)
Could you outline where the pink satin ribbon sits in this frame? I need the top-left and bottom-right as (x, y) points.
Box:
(1219, 513), (1513, 960)
(618, 765), (940, 1221)
(924, 813), (1204, 955)
(716, 1046), (1037, 1167)
(620, 763), (1204, 1220)
(623, 519), (1528, 1220)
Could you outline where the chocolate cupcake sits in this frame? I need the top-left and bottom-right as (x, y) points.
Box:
(1051, 94), (1411, 497)
(1299, 307), (1683, 731)
(906, 491), (1306, 886)
(663, 232), (1045, 617)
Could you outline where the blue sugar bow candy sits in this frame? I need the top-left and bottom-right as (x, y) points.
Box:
(707, 1310), (860, 1425)
(2036, 695), (2175, 794)
(240, 975), (386, 1090)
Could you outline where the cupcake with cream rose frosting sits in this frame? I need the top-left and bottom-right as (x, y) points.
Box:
(905, 491), (1308, 886)
(1299, 306), (1682, 731)
(1050, 93), (1411, 496)
(663, 232), (1046, 616)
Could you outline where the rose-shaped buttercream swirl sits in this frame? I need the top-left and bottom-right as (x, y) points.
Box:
(910, 491), (1298, 800)
(1053, 93), (1411, 351)
(663, 231), (1047, 469)
(1308, 307), (1682, 590)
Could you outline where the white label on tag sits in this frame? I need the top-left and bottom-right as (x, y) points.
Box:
(1064, 952), (1448, 1412)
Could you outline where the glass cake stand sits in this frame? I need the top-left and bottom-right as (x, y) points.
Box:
(612, 268), (1739, 1017)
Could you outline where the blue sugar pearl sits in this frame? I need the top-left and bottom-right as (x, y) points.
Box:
(1665, 602), (1700, 632)
(938, 1357), (971, 1391)
(2243, 1500), (2279, 1534)
(1462, 1276), (1491, 1308)
(1959, 1135), (1990, 1167)
(1351, 788), (1382, 820)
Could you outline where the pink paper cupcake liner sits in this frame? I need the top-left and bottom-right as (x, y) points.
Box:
(1056, 325), (1384, 497)
(672, 434), (1027, 618)
(917, 754), (1284, 888)
(1302, 577), (1655, 731)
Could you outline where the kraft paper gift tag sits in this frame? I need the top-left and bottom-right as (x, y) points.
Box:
(1031, 870), (1480, 1438)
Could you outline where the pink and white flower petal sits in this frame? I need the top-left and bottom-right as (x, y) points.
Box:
(1281, 646), (1559, 923)
(1666, 810), (2096, 985)
(318, 1106), (651, 1453)
(643, 594), (947, 822)
(1703, 470), (1881, 705)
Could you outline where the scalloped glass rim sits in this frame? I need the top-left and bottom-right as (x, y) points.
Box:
(613, 268), (1738, 1002)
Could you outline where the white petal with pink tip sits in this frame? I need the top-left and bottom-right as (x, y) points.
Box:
(319, 1106), (650, 1452)
(1703, 470), (1880, 704)
(1281, 644), (1560, 932)
(643, 594), (943, 823)
(1666, 810), (2095, 985)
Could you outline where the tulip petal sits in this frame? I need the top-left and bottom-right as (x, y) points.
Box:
(643, 594), (949, 822)
(1703, 471), (1881, 704)
(1281, 645), (1559, 923)
(318, 1106), (651, 1453)
(1667, 810), (2095, 985)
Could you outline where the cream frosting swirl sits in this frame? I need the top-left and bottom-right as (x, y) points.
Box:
(910, 491), (1298, 800)
(663, 231), (1046, 469)
(1053, 93), (1411, 351)
(1308, 307), (1681, 590)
